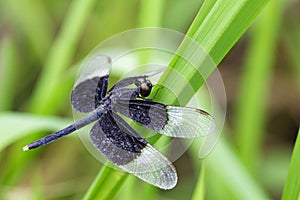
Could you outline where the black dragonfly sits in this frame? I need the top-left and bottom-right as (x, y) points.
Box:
(23, 55), (216, 189)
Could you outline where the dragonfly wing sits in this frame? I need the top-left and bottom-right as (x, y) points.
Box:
(114, 99), (216, 138)
(71, 55), (111, 113)
(90, 110), (177, 189)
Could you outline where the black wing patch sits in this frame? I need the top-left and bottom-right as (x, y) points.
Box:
(90, 110), (177, 189)
(90, 110), (147, 165)
(71, 55), (111, 113)
(114, 100), (216, 138)
(112, 100), (168, 132)
(71, 76), (108, 113)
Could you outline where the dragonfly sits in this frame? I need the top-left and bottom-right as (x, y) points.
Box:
(23, 55), (216, 189)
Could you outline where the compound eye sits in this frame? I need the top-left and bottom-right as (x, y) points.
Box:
(135, 77), (146, 87)
(140, 81), (152, 97)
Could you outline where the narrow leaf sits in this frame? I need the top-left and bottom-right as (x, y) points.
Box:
(0, 112), (71, 152)
(282, 128), (300, 200)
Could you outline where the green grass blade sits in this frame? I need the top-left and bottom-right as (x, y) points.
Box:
(0, 37), (18, 110)
(187, 0), (269, 64)
(189, 127), (270, 200)
(0, 68), (75, 185)
(83, 166), (111, 200)
(83, 0), (269, 198)
(282, 6), (300, 87)
(189, 134), (270, 199)
(282, 128), (300, 200)
(155, 0), (270, 105)
(0, 112), (71, 152)
(28, 0), (97, 114)
(2, 0), (53, 60)
(103, 174), (129, 200)
(191, 162), (206, 200)
(234, 0), (284, 171)
(83, 166), (127, 200)
(138, 0), (165, 27)
(206, 137), (270, 200)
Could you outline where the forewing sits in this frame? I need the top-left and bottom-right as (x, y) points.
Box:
(114, 100), (216, 138)
(90, 110), (177, 189)
(162, 106), (216, 138)
(71, 55), (111, 113)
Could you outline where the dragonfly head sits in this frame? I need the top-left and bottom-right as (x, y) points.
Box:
(135, 77), (153, 97)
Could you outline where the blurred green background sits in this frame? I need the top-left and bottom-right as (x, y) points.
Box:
(0, 0), (299, 199)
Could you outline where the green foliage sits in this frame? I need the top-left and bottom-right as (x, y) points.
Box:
(282, 128), (300, 200)
(0, 0), (298, 199)
(234, 0), (284, 172)
(0, 112), (71, 152)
